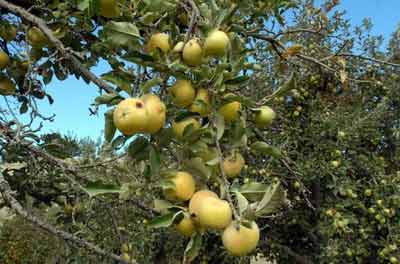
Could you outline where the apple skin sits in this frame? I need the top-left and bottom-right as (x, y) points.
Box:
(176, 213), (195, 237)
(204, 30), (230, 57)
(147, 33), (171, 53)
(164, 171), (196, 201)
(172, 117), (201, 139)
(190, 88), (211, 116)
(222, 221), (260, 256)
(0, 51), (10, 69)
(197, 196), (232, 229)
(182, 39), (203, 66)
(169, 80), (196, 107)
(0, 78), (16, 96)
(189, 190), (219, 222)
(141, 94), (166, 134)
(255, 106), (276, 127)
(99, 0), (119, 18)
(113, 98), (148, 136)
(218, 101), (241, 122)
(27, 27), (48, 48)
(223, 152), (245, 178)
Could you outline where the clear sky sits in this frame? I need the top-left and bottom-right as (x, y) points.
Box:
(7, 0), (400, 140)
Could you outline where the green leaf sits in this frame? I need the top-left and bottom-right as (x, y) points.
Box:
(148, 211), (183, 229)
(104, 109), (116, 142)
(222, 93), (255, 108)
(234, 181), (269, 202)
(104, 22), (141, 46)
(235, 191), (249, 215)
(153, 199), (174, 214)
(94, 93), (122, 106)
(101, 72), (132, 94)
(149, 146), (161, 175)
(139, 77), (162, 93)
(265, 73), (296, 102)
(255, 182), (286, 217)
(183, 157), (212, 180)
(183, 233), (202, 263)
(83, 182), (121, 198)
(250, 141), (282, 159)
(127, 136), (150, 159)
(225, 75), (250, 85)
(215, 113), (225, 140)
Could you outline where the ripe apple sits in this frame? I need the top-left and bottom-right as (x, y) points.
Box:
(170, 80), (196, 107)
(190, 88), (211, 116)
(0, 77), (16, 95)
(182, 39), (203, 66)
(141, 94), (166, 134)
(172, 117), (201, 139)
(176, 213), (195, 237)
(113, 98), (148, 136)
(218, 101), (241, 122)
(164, 171), (196, 201)
(99, 0), (119, 18)
(223, 152), (245, 178)
(204, 30), (230, 56)
(27, 27), (48, 48)
(222, 221), (260, 256)
(0, 51), (10, 69)
(254, 106), (276, 127)
(197, 196), (232, 229)
(189, 190), (219, 221)
(172, 41), (184, 53)
(147, 33), (170, 53)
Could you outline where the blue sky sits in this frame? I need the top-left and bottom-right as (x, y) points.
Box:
(7, 0), (400, 140)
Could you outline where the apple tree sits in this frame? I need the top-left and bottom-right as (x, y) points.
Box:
(0, 0), (399, 263)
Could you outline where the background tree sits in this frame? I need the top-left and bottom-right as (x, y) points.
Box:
(0, 0), (399, 263)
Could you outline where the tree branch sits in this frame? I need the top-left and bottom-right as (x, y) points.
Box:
(0, 171), (132, 264)
(0, 0), (117, 94)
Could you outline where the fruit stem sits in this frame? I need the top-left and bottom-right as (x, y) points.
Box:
(214, 122), (240, 221)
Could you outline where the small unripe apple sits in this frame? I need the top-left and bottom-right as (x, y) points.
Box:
(330, 160), (340, 168)
(164, 171), (196, 201)
(204, 30), (230, 57)
(0, 77), (16, 95)
(364, 189), (372, 197)
(254, 106), (276, 127)
(147, 33), (170, 53)
(27, 27), (48, 48)
(176, 213), (195, 237)
(182, 39), (203, 66)
(218, 101), (241, 122)
(222, 221), (260, 256)
(169, 79), (196, 107)
(172, 117), (201, 139)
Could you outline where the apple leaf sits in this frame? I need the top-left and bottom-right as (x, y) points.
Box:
(104, 109), (116, 142)
(235, 191), (249, 215)
(233, 181), (269, 202)
(148, 211), (183, 229)
(83, 182), (122, 198)
(215, 113), (225, 140)
(153, 199), (174, 214)
(149, 146), (161, 175)
(183, 157), (212, 180)
(255, 182), (286, 217)
(127, 136), (150, 159)
(183, 233), (202, 263)
(250, 141), (282, 159)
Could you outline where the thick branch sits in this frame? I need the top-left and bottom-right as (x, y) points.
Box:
(0, 172), (132, 264)
(0, 0), (117, 94)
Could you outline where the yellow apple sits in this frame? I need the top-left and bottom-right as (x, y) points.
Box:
(197, 196), (232, 229)
(190, 88), (211, 116)
(169, 80), (195, 107)
(204, 30), (230, 56)
(172, 41), (185, 53)
(176, 213), (195, 237)
(27, 27), (48, 48)
(164, 171), (196, 201)
(0, 77), (16, 95)
(141, 94), (166, 134)
(0, 51), (9, 69)
(99, 0), (119, 18)
(218, 101), (241, 122)
(222, 221), (260, 256)
(113, 98), (148, 136)
(0, 25), (17, 41)
(189, 190), (219, 220)
(172, 117), (201, 139)
(223, 152), (245, 178)
(147, 33), (170, 53)
(255, 106), (276, 127)
(182, 39), (203, 66)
